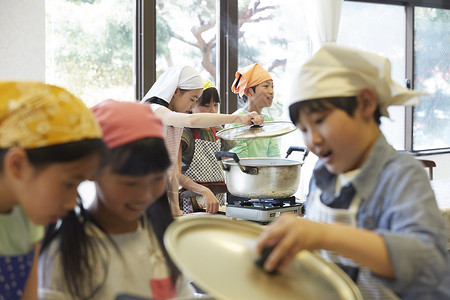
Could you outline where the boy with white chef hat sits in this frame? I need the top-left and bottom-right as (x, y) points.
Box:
(256, 45), (450, 299)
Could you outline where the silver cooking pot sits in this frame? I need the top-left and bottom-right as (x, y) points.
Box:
(215, 146), (308, 199)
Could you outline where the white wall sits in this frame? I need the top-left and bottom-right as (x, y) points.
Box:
(0, 0), (45, 81)
(420, 154), (450, 180)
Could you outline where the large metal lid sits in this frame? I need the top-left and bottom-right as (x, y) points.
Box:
(164, 216), (362, 300)
(216, 121), (296, 141)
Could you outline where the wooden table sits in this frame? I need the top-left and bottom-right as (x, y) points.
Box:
(430, 178), (450, 250)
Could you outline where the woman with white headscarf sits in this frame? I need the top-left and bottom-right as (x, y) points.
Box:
(141, 65), (264, 216)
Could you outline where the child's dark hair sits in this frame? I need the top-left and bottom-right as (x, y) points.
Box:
(98, 137), (170, 175)
(238, 86), (256, 103)
(143, 96), (169, 108)
(198, 87), (220, 106)
(289, 97), (381, 126)
(40, 137), (179, 299)
(143, 88), (192, 108)
(0, 139), (105, 171)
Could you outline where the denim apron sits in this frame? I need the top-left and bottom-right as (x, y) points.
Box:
(306, 187), (400, 300)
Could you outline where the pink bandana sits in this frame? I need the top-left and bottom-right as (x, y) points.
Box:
(92, 99), (164, 148)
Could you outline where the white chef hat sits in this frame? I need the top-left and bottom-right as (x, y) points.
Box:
(287, 45), (423, 117)
(141, 65), (203, 104)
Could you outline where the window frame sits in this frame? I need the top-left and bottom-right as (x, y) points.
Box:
(136, 0), (450, 154)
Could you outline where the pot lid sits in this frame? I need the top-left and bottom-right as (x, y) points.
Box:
(216, 120), (297, 141)
(164, 215), (362, 300)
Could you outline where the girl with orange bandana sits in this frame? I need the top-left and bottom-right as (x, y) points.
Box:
(0, 81), (103, 300)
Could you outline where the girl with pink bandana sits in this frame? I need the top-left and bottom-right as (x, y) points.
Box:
(141, 65), (264, 216)
(0, 81), (103, 300)
(38, 100), (195, 299)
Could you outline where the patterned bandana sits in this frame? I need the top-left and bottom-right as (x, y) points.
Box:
(0, 81), (102, 149)
(231, 63), (272, 97)
(287, 45), (423, 117)
(92, 99), (164, 148)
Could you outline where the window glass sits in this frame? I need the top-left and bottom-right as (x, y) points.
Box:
(338, 2), (406, 149)
(45, 0), (134, 107)
(413, 7), (450, 150)
(237, 0), (309, 123)
(155, 0), (216, 82)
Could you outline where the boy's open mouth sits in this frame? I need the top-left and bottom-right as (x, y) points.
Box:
(320, 150), (332, 159)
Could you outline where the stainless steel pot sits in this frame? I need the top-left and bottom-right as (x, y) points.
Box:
(215, 147), (308, 199)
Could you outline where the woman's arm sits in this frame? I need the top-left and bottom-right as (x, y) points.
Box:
(178, 173), (219, 214)
(152, 106), (264, 128)
(168, 149), (183, 217)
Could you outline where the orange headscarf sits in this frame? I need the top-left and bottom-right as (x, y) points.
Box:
(231, 63), (272, 97)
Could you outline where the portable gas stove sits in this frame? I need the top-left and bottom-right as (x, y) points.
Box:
(225, 194), (304, 224)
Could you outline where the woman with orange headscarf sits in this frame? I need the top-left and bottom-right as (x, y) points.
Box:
(227, 63), (280, 158)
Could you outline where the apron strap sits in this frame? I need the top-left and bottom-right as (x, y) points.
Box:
(210, 127), (219, 140)
(192, 128), (200, 139)
(193, 128), (219, 140)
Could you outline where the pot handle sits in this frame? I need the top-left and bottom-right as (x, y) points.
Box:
(214, 151), (258, 175)
(286, 146), (309, 162)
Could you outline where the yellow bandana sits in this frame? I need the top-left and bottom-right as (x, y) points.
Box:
(203, 79), (216, 91)
(0, 81), (102, 149)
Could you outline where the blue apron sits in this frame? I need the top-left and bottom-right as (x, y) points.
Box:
(0, 248), (35, 300)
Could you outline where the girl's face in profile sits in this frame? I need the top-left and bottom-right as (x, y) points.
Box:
(192, 98), (219, 114)
(170, 88), (203, 113)
(94, 167), (166, 224)
(12, 150), (100, 225)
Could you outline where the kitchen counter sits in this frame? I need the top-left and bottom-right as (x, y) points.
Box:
(430, 178), (450, 250)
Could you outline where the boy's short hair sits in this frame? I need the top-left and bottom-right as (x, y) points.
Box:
(237, 86), (256, 103)
(289, 96), (381, 126)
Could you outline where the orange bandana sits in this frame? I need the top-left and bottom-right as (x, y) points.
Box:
(0, 81), (102, 149)
(231, 63), (272, 97)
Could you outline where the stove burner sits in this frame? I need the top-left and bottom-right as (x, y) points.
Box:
(225, 194), (304, 225)
(227, 194), (297, 209)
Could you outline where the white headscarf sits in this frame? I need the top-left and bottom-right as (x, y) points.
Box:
(287, 45), (423, 117)
(141, 65), (203, 104)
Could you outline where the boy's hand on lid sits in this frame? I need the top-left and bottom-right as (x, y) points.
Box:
(239, 111), (264, 125)
(255, 215), (326, 273)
